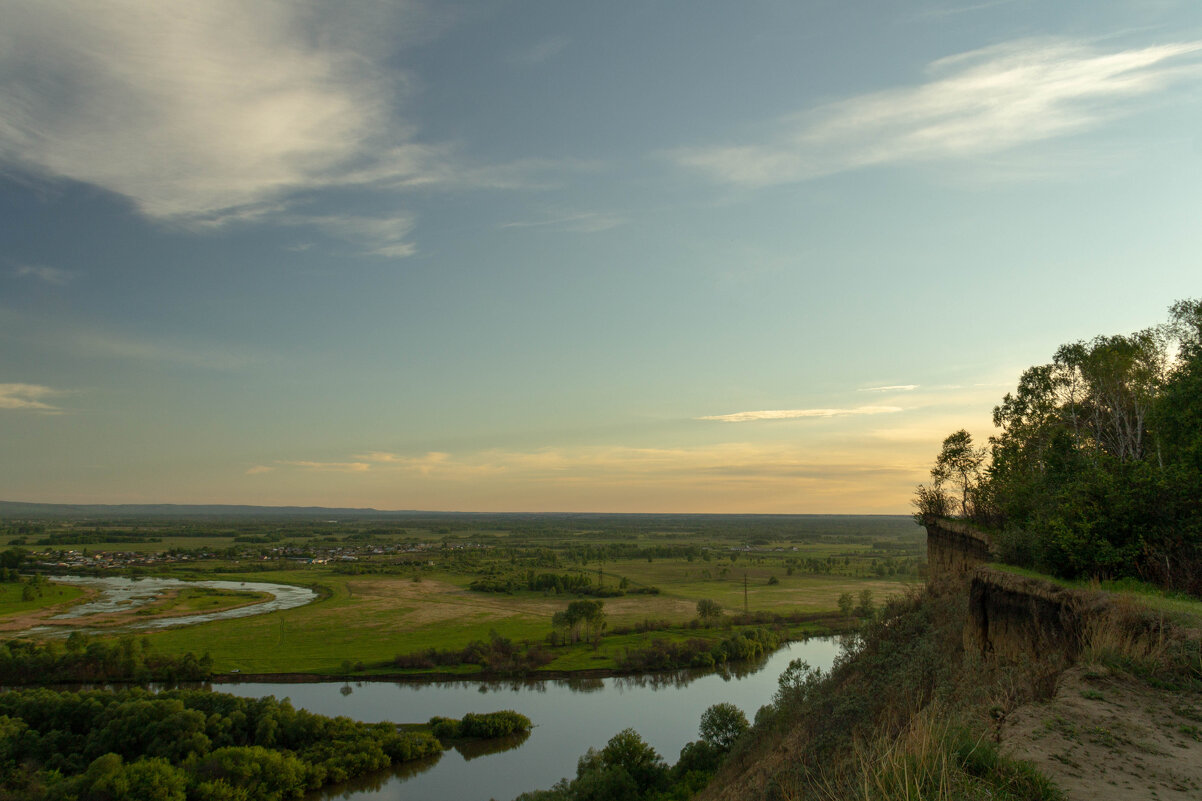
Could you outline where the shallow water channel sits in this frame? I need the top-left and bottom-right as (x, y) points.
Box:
(27, 576), (316, 636)
(220, 637), (843, 801)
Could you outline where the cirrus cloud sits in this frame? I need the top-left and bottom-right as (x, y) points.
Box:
(670, 37), (1202, 186)
(697, 406), (903, 423)
(0, 383), (67, 413)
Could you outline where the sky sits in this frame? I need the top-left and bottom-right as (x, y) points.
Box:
(2, 1), (1200, 514)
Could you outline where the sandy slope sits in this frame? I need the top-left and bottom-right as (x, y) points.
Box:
(1001, 665), (1202, 801)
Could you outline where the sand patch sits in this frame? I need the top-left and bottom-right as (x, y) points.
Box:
(1001, 665), (1202, 800)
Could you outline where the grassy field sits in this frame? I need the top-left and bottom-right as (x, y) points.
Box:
(988, 562), (1202, 625)
(138, 562), (914, 674)
(134, 586), (272, 617)
(0, 580), (85, 618)
(6, 513), (925, 674)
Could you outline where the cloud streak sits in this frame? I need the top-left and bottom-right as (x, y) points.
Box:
(236, 442), (932, 513)
(497, 211), (626, 233)
(0, 383), (66, 413)
(697, 406), (903, 423)
(859, 384), (919, 392)
(670, 38), (1202, 186)
(279, 460), (372, 473)
(13, 264), (73, 285)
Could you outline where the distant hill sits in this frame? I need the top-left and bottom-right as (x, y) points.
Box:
(0, 501), (911, 524)
(0, 501), (406, 520)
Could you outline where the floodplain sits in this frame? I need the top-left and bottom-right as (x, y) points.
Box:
(2, 512), (924, 676)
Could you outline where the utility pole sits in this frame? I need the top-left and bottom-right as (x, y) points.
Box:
(743, 573), (748, 613)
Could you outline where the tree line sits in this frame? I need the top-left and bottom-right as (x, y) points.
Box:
(916, 299), (1202, 591)
(0, 636), (212, 685)
(0, 687), (442, 800)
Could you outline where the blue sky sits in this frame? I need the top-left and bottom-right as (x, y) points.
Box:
(2, 1), (1200, 512)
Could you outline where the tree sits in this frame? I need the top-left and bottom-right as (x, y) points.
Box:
(836, 592), (854, 617)
(598, 728), (668, 796)
(698, 703), (749, 752)
(930, 429), (986, 517)
(855, 589), (875, 618)
(0, 548), (25, 571)
(552, 600), (607, 644)
(696, 599), (722, 623)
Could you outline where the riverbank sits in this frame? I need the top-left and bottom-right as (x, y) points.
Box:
(699, 569), (1202, 801)
(208, 632), (841, 685)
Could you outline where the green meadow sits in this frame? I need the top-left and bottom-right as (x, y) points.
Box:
(0, 580), (86, 618)
(9, 513), (925, 675)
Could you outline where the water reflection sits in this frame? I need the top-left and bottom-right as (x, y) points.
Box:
(370, 643), (788, 698)
(222, 638), (844, 801)
(307, 752), (444, 800)
(453, 730), (531, 761)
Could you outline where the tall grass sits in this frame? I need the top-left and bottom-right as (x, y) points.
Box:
(714, 582), (1066, 801)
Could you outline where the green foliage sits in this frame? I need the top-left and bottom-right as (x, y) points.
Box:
(918, 299), (1202, 592)
(695, 598), (722, 622)
(513, 705), (750, 801)
(698, 703), (749, 752)
(551, 600), (607, 645)
(911, 482), (952, 523)
(394, 630), (552, 674)
(616, 627), (780, 672)
(429, 710), (532, 741)
(0, 636), (211, 685)
(931, 430), (987, 518)
(0, 687), (441, 801)
(1, 548), (26, 572)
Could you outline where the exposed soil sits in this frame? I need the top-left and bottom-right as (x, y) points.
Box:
(1001, 665), (1202, 801)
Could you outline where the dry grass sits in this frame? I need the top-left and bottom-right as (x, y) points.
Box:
(1079, 598), (1171, 668)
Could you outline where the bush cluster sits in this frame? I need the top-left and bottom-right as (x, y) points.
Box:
(392, 631), (553, 674)
(428, 710), (531, 740)
(617, 628), (780, 672)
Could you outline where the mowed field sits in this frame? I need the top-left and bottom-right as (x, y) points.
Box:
(140, 563), (914, 674)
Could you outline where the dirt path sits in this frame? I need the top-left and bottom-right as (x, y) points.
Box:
(1001, 665), (1202, 800)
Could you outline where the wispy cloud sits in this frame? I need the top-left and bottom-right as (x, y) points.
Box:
(245, 442), (930, 512)
(356, 451), (451, 474)
(245, 465), (275, 475)
(858, 384), (919, 392)
(0, 383), (67, 413)
(287, 212), (418, 258)
(0, 1), (556, 253)
(279, 460), (372, 473)
(697, 406), (903, 423)
(670, 38), (1202, 187)
(13, 264), (73, 285)
(497, 211), (626, 233)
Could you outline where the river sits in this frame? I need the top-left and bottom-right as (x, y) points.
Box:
(219, 637), (843, 801)
(25, 575), (317, 636)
